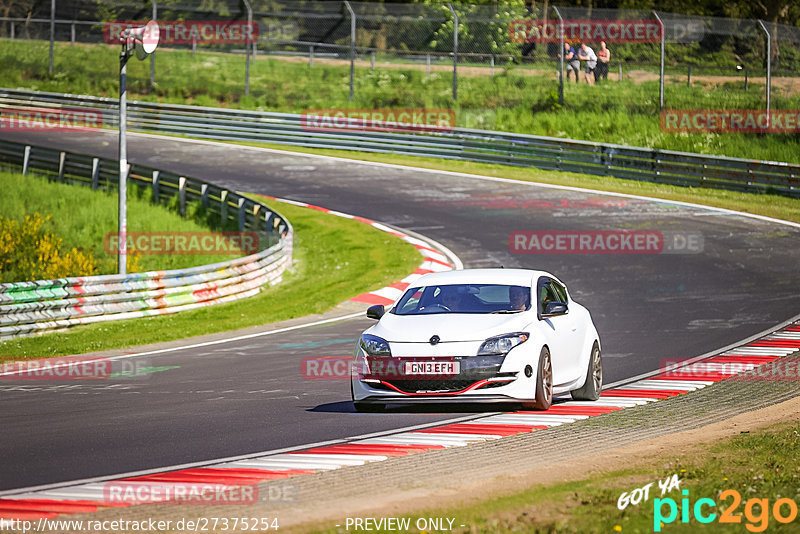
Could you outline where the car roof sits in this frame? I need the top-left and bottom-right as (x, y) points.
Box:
(412, 268), (554, 288)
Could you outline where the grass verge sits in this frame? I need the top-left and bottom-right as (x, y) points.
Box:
(219, 140), (800, 224)
(0, 169), (240, 281)
(0, 196), (421, 359)
(302, 420), (800, 533)
(3, 40), (800, 163)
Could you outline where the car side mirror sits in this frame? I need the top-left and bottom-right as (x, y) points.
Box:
(542, 301), (568, 318)
(366, 304), (385, 320)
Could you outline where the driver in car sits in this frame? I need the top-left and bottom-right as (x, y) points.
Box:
(509, 286), (530, 311)
(439, 286), (464, 311)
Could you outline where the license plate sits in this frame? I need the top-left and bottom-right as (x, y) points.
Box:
(403, 361), (460, 375)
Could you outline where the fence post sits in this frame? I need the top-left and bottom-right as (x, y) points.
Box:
(370, 50), (375, 71)
(309, 45), (314, 67)
(653, 11), (665, 111)
(490, 54), (494, 75)
(426, 52), (430, 75)
(744, 68), (748, 91)
(220, 190), (228, 225)
(448, 3), (458, 101)
(265, 212), (275, 244)
(687, 65), (691, 87)
(22, 146), (31, 175)
(618, 62), (622, 82)
(91, 158), (99, 190)
(10, 23), (14, 40)
(344, 1), (356, 101)
(150, 0), (157, 90)
(49, 0), (55, 76)
(757, 20), (771, 128)
(152, 170), (160, 201)
(57, 152), (66, 182)
(192, 37), (197, 56)
(70, 23), (75, 47)
(178, 176), (186, 216)
(201, 183), (208, 209)
(238, 197), (246, 232)
(553, 6), (564, 105)
(243, 0), (252, 95)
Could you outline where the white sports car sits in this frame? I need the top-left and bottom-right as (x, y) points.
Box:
(351, 268), (602, 411)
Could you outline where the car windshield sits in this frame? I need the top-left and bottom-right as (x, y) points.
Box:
(393, 284), (531, 315)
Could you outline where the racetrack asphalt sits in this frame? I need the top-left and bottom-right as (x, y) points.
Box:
(1, 129), (798, 491)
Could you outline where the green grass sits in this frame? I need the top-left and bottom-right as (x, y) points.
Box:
(299, 421), (800, 533)
(0, 196), (421, 358)
(218, 140), (800, 224)
(0, 169), (240, 281)
(3, 40), (800, 163)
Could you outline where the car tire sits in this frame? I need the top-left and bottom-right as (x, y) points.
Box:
(571, 342), (602, 401)
(353, 401), (385, 413)
(523, 347), (553, 411)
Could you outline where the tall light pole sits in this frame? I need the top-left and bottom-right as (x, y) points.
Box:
(118, 21), (159, 275)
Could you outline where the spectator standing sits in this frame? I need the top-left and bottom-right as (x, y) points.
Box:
(578, 43), (597, 85)
(560, 42), (580, 83)
(596, 41), (610, 82)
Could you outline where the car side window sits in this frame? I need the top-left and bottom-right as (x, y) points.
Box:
(538, 279), (561, 314)
(552, 280), (568, 303)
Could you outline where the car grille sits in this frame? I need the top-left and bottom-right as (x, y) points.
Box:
(364, 355), (512, 394)
(383, 379), (480, 394)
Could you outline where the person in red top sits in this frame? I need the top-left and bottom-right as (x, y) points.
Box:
(596, 41), (610, 82)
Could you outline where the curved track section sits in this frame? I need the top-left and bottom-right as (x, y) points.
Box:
(1, 129), (798, 492)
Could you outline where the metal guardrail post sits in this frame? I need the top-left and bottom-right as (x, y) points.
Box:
(553, 6), (564, 106)
(238, 197), (246, 232)
(243, 0), (252, 96)
(179, 176), (187, 216)
(152, 170), (160, 201)
(22, 146), (31, 175)
(49, 0), (55, 76)
(757, 19), (771, 128)
(653, 11), (665, 111)
(201, 183), (208, 209)
(91, 158), (99, 190)
(448, 3), (458, 101)
(343, 1), (356, 101)
(220, 190), (228, 224)
(57, 152), (65, 181)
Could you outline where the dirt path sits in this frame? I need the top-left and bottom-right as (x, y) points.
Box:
(267, 53), (800, 95)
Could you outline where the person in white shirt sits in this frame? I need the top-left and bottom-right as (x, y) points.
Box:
(578, 43), (598, 86)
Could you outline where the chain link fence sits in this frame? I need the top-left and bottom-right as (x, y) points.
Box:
(2, 1), (800, 132)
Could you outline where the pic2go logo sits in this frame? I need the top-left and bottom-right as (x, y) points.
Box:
(654, 489), (799, 532)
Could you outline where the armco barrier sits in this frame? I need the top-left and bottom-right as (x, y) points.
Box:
(0, 139), (292, 340)
(1, 88), (798, 197)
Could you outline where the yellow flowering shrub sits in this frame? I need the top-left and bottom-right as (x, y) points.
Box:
(0, 213), (98, 283)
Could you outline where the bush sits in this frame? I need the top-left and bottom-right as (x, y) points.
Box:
(0, 213), (98, 283)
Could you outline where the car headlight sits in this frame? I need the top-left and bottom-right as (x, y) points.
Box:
(477, 332), (529, 356)
(359, 334), (392, 356)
